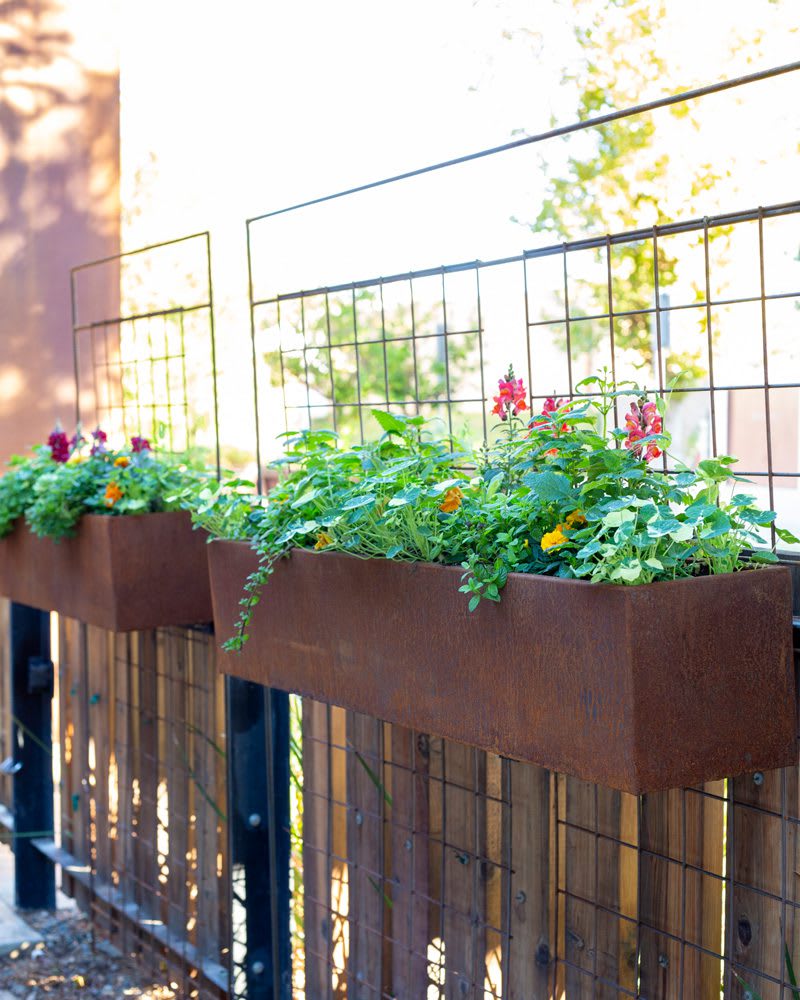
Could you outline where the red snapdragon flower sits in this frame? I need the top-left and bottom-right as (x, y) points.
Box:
(491, 366), (528, 421)
(131, 435), (151, 453)
(624, 398), (663, 462)
(530, 395), (569, 431)
(47, 425), (70, 463)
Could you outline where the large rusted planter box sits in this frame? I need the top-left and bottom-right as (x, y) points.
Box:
(0, 513), (212, 631)
(208, 540), (797, 794)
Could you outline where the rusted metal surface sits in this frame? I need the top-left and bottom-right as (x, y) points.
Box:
(209, 541), (796, 794)
(0, 512), (212, 631)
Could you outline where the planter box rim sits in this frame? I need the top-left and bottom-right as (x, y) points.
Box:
(210, 537), (790, 593)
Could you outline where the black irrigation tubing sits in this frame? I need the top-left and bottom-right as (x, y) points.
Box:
(246, 59), (800, 226)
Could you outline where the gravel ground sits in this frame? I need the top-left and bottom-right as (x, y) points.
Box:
(0, 907), (176, 998)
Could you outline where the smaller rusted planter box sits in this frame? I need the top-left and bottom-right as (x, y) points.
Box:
(0, 513), (212, 631)
(208, 541), (797, 794)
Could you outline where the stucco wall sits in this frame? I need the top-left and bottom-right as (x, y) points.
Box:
(0, 0), (120, 462)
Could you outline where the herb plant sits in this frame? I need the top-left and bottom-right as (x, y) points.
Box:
(0, 425), (214, 540)
(192, 368), (796, 651)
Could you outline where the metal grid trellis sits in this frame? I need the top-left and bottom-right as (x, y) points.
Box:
(245, 88), (800, 995)
(71, 231), (221, 473)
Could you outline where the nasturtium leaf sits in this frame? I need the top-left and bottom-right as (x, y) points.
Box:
(698, 510), (731, 539)
(602, 509), (636, 529)
(385, 545), (402, 559)
(749, 550), (779, 563)
(776, 526), (800, 545)
(668, 523), (695, 543)
(342, 495), (375, 510)
(610, 561), (642, 582)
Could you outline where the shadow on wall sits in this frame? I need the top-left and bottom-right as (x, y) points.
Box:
(0, 0), (120, 462)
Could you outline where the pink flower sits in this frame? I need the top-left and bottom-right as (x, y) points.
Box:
(90, 427), (108, 456)
(491, 367), (528, 421)
(131, 435), (151, 454)
(624, 398), (663, 462)
(47, 425), (69, 463)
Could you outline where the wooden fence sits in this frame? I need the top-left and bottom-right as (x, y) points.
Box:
(55, 611), (229, 998)
(0, 594), (798, 998)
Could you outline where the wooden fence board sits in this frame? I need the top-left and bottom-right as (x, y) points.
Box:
(390, 724), (430, 999)
(346, 710), (385, 998)
(442, 740), (486, 999)
(730, 765), (797, 1000)
(304, 697), (333, 1000)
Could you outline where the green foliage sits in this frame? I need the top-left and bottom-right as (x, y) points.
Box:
(524, 0), (718, 382)
(192, 369), (794, 651)
(0, 431), (215, 540)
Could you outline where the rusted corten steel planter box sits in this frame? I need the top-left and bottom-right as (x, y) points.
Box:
(208, 540), (797, 794)
(0, 512), (212, 631)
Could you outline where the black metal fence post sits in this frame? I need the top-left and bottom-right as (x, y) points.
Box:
(227, 675), (291, 999)
(10, 602), (55, 910)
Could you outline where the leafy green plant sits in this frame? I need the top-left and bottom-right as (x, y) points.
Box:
(0, 425), (214, 540)
(192, 365), (796, 651)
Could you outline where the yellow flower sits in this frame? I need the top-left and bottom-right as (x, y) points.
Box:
(314, 531), (333, 550)
(104, 482), (123, 508)
(114, 455), (130, 468)
(566, 510), (587, 528)
(439, 486), (464, 513)
(541, 525), (568, 551)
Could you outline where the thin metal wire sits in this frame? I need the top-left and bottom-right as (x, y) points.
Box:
(246, 62), (800, 226)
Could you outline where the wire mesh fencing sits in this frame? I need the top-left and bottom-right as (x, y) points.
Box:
(56, 616), (230, 998)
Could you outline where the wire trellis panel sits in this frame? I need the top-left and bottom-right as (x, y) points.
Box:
(71, 231), (220, 472)
(246, 196), (800, 999)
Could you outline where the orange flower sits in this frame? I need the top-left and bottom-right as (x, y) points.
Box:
(439, 487), (464, 513)
(314, 531), (333, 550)
(541, 525), (568, 551)
(114, 455), (130, 468)
(566, 510), (587, 528)
(104, 482), (123, 508)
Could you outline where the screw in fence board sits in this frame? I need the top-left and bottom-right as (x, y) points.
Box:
(441, 739), (486, 999)
(302, 698), (333, 999)
(87, 627), (113, 919)
(165, 629), (190, 959)
(227, 677), (291, 1000)
(58, 616), (84, 906)
(190, 631), (223, 971)
(390, 725), (430, 998)
(730, 761), (797, 1000)
(563, 778), (623, 1000)
(505, 761), (551, 1000)
(345, 711), (386, 998)
(639, 785), (725, 1000)
(10, 602), (55, 910)
(137, 630), (161, 925)
(113, 631), (135, 957)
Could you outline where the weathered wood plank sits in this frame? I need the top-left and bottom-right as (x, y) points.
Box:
(390, 725), (430, 998)
(304, 697), (333, 1000)
(442, 739), (486, 999)
(346, 710), (385, 998)
(730, 764), (797, 1000)
(506, 760), (551, 1000)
